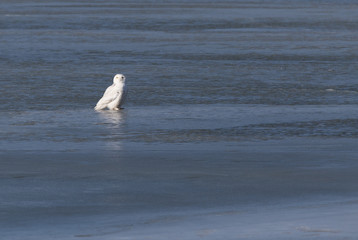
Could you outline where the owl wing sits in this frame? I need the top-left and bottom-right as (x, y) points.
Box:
(94, 84), (120, 110)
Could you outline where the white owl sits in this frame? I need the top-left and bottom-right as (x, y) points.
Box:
(94, 74), (127, 111)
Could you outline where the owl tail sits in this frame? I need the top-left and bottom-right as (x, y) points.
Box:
(94, 104), (105, 111)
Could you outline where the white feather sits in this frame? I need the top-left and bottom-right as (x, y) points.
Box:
(94, 74), (127, 111)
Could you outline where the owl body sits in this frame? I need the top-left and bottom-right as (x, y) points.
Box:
(94, 74), (127, 111)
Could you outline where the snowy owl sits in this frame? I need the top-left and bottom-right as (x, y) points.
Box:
(94, 74), (127, 111)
